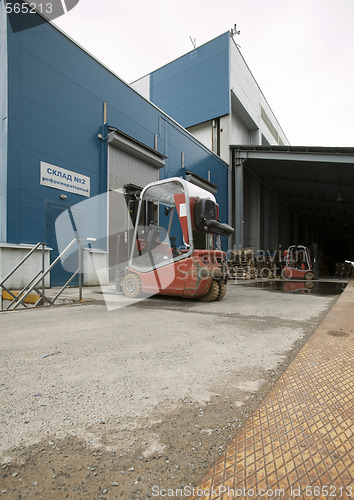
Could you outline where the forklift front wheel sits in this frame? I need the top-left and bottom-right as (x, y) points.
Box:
(215, 280), (227, 301)
(122, 273), (141, 299)
(304, 271), (314, 280)
(198, 280), (219, 302)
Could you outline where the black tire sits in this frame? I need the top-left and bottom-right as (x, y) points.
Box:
(215, 280), (227, 301)
(198, 280), (219, 302)
(122, 273), (141, 299)
(304, 271), (314, 280)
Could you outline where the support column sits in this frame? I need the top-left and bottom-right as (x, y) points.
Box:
(262, 188), (271, 251)
(234, 152), (244, 249)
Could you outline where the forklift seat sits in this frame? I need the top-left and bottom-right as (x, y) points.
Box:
(194, 199), (234, 236)
(205, 218), (234, 236)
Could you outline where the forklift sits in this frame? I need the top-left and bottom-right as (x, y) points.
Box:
(121, 177), (234, 301)
(282, 245), (314, 280)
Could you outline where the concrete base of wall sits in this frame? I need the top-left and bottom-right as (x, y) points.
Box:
(0, 244), (109, 289)
(0, 243), (51, 289)
(83, 248), (108, 286)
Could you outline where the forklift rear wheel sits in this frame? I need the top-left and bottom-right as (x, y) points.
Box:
(122, 273), (141, 299)
(198, 280), (219, 302)
(304, 271), (314, 280)
(215, 280), (227, 301)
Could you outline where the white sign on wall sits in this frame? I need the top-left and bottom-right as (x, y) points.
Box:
(40, 162), (90, 197)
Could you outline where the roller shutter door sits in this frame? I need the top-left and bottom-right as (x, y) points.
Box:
(108, 145), (159, 190)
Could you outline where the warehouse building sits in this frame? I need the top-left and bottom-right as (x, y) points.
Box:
(132, 33), (354, 269)
(0, 5), (229, 288)
(1, 7), (353, 292)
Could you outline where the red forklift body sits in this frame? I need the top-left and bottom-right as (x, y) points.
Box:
(282, 245), (314, 280)
(121, 178), (234, 301)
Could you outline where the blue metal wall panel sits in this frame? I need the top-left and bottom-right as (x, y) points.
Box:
(0, 1), (8, 243)
(150, 33), (230, 128)
(6, 10), (229, 250)
(159, 122), (229, 228)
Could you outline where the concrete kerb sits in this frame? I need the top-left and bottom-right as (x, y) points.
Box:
(314, 278), (354, 334)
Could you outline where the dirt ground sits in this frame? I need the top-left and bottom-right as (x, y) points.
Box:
(0, 283), (339, 499)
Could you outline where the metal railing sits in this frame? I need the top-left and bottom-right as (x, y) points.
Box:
(0, 239), (83, 311)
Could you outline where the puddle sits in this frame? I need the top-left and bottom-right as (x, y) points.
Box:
(244, 281), (347, 296)
(326, 330), (350, 338)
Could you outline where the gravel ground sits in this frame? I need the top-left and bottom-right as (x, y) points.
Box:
(0, 283), (338, 499)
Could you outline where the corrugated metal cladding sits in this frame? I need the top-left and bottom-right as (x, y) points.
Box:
(108, 145), (159, 190)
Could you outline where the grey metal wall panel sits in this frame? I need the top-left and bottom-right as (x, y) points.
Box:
(108, 145), (159, 190)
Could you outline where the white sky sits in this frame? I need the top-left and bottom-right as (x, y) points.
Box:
(55, 0), (354, 147)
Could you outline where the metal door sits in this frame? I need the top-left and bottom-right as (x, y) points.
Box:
(45, 203), (79, 287)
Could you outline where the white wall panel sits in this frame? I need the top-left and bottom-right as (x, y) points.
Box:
(230, 39), (290, 146)
(130, 74), (150, 100)
(230, 41), (260, 127)
(230, 113), (251, 145)
(187, 121), (213, 151)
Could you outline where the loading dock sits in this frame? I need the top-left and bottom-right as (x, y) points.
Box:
(232, 146), (354, 273)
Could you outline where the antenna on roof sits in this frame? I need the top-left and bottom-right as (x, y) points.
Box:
(231, 24), (240, 37)
(230, 24), (241, 48)
(189, 36), (197, 49)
